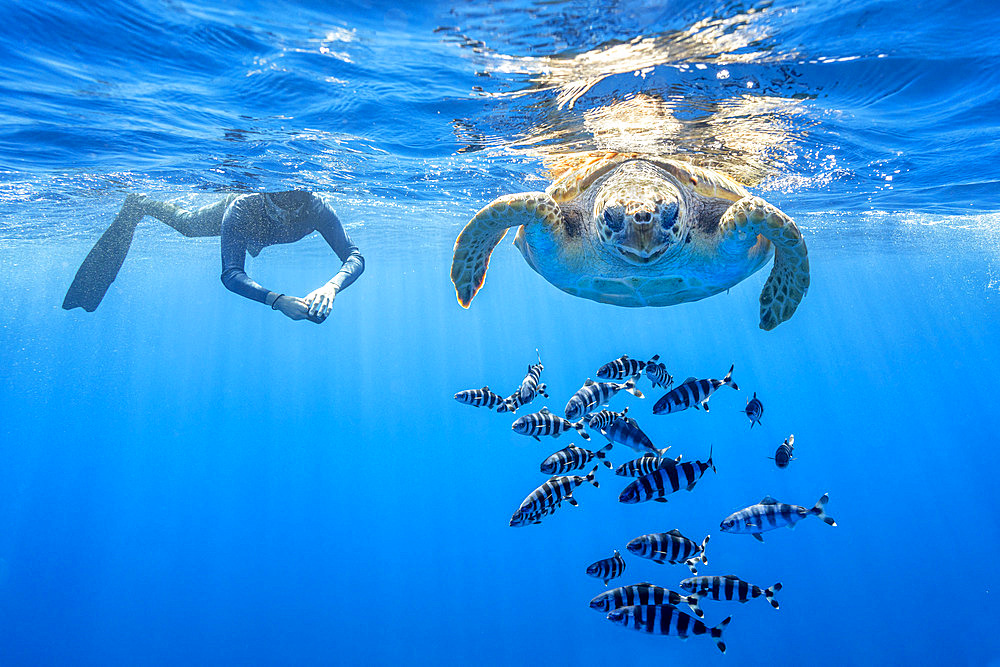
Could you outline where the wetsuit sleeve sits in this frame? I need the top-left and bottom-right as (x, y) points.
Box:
(313, 201), (365, 292)
(220, 200), (273, 304)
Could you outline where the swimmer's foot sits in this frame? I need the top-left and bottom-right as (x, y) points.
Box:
(62, 194), (147, 312)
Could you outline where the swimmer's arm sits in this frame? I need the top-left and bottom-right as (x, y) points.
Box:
(220, 206), (276, 305)
(314, 204), (365, 294)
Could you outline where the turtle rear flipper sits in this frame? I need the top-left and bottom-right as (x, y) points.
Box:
(451, 192), (561, 307)
(720, 196), (809, 330)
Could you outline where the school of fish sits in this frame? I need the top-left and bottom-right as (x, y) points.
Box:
(452, 351), (837, 655)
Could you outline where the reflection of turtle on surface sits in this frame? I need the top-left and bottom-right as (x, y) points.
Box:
(450, 151), (809, 330)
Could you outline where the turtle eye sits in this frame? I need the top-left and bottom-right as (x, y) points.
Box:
(602, 208), (624, 232)
(658, 201), (679, 228)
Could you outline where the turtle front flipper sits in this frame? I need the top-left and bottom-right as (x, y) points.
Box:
(451, 192), (561, 307)
(720, 196), (809, 330)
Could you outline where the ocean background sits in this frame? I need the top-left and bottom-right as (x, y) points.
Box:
(1, 0), (999, 664)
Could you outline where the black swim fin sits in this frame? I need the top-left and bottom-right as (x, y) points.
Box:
(62, 197), (144, 312)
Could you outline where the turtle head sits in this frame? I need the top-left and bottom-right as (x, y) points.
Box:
(594, 166), (686, 264)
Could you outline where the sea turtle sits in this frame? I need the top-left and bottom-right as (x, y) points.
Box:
(450, 151), (809, 330)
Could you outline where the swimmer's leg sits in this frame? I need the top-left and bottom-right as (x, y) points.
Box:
(62, 194), (238, 311)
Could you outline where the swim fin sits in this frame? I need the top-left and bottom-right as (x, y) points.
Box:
(62, 195), (145, 311)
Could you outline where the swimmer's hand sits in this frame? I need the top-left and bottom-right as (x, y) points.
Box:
(304, 284), (337, 320)
(273, 295), (321, 323)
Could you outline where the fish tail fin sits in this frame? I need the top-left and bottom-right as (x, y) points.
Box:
(684, 558), (699, 575)
(623, 378), (644, 398)
(538, 382), (549, 398)
(586, 465), (600, 488)
(723, 364), (739, 390)
(708, 445), (716, 474)
(687, 595), (704, 618)
(711, 617), (732, 654)
(621, 406), (629, 416)
(811, 493), (837, 526)
(597, 443), (614, 468)
(700, 534), (710, 564)
(765, 582), (782, 609)
(649, 354), (660, 362)
(576, 421), (591, 440)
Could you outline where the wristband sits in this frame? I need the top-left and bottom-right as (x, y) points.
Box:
(271, 294), (285, 310)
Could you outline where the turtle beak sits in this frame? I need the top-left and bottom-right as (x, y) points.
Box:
(619, 203), (666, 263)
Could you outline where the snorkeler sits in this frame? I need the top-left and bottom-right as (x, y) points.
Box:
(62, 191), (364, 322)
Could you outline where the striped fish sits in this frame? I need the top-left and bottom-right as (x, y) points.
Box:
(454, 386), (504, 409)
(599, 416), (660, 458)
(540, 443), (613, 474)
(652, 365), (738, 414)
(586, 406), (628, 431)
(565, 378), (643, 420)
(596, 354), (647, 380)
(644, 355), (673, 390)
(509, 466), (600, 527)
(512, 407), (590, 441)
(606, 605), (731, 654)
(517, 350), (548, 404)
(589, 582), (703, 618)
(618, 447), (715, 504)
(743, 392), (764, 428)
(614, 450), (680, 477)
(586, 550), (626, 585)
(626, 530), (709, 574)
(772, 434), (795, 468)
(720, 493), (837, 542)
(680, 575), (782, 610)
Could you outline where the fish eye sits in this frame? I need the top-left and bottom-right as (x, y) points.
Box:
(602, 208), (624, 232)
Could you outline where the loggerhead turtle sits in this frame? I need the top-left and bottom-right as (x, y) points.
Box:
(450, 152), (809, 330)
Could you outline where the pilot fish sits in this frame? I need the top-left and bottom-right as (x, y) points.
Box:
(599, 416), (661, 459)
(626, 530), (709, 575)
(652, 365), (738, 414)
(586, 550), (626, 585)
(540, 443), (613, 474)
(680, 575), (782, 610)
(720, 494), (837, 541)
(772, 435), (795, 468)
(512, 408), (591, 441)
(589, 582), (703, 618)
(606, 605), (731, 654)
(565, 378), (643, 420)
(586, 406), (628, 431)
(743, 392), (764, 428)
(618, 448), (715, 504)
(644, 356), (673, 390)
(517, 351), (548, 404)
(614, 450), (679, 477)
(509, 466), (600, 527)
(454, 386), (505, 409)
(596, 354), (648, 381)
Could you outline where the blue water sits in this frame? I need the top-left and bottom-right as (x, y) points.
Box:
(1, 0), (1000, 665)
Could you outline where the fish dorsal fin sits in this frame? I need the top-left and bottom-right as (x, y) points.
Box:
(585, 379), (594, 385)
(721, 575), (740, 580)
(760, 495), (778, 504)
(482, 386), (490, 391)
(621, 354), (630, 360)
(541, 407), (551, 414)
(666, 529), (683, 536)
(684, 376), (697, 383)
(613, 549), (620, 557)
